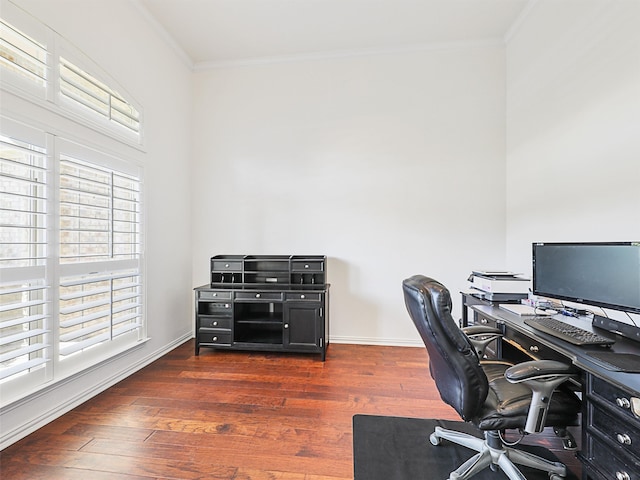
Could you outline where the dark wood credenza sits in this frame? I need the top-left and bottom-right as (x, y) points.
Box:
(194, 255), (329, 360)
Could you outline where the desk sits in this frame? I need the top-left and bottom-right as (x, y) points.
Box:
(459, 290), (525, 328)
(471, 305), (640, 480)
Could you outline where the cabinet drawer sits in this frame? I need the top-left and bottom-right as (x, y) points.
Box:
(285, 292), (322, 302)
(212, 261), (242, 271)
(199, 330), (232, 345)
(202, 302), (232, 314)
(474, 315), (498, 328)
(199, 290), (232, 300)
(505, 327), (567, 362)
(235, 292), (283, 301)
(589, 375), (640, 423)
(199, 317), (231, 330)
(587, 435), (638, 480)
(291, 261), (324, 272)
(590, 402), (640, 461)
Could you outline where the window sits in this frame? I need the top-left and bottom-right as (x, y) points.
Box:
(0, 122), (145, 403)
(58, 152), (142, 363)
(60, 58), (141, 136)
(0, 9), (143, 146)
(0, 18), (46, 87)
(0, 8), (145, 405)
(0, 129), (50, 390)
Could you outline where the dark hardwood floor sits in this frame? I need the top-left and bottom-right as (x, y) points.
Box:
(1, 341), (581, 479)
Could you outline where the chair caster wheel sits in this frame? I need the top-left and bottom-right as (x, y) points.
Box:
(429, 433), (441, 446)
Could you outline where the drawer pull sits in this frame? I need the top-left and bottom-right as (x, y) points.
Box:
(213, 292), (217, 297)
(213, 336), (218, 341)
(225, 263), (229, 268)
(616, 397), (631, 409)
(480, 318), (488, 324)
(213, 321), (218, 326)
(616, 472), (630, 480)
(529, 345), (539, 353)
(305, 264), (310, 268)
(284, 324), (289, 329)
(301, 294), (305, 299)
(616, 433), (631, 445)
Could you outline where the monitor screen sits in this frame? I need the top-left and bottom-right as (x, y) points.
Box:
(532, 242), (640, 314)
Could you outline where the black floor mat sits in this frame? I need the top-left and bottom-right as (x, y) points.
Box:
(353, 415), (578, 480)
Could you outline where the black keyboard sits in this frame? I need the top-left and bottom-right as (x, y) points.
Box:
(524, 317), (615, 346)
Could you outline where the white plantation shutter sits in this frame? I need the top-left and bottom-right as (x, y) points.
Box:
(60, 57), (141, 135)
(58, 153), (142, 363)
(0, 281), (48, 380)
(0, 10), (145, 405)
(0, 127), (51, 389)
(0, 17), (47, 93)
(1, 10), (142, 145)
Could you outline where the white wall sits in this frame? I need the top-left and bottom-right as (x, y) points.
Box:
(0, 0), (193, 448)
(192, 45), (507, 344)
(505, 0), (640, 325)
(505, 0), (640, 270)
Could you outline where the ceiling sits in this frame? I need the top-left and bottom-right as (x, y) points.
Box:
(137, 0), (532, 69)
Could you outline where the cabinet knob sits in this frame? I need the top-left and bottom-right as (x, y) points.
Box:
(213, 292), (217, 297)
(301, 294), (305, 299)
(616, 433), (632, 445)
(225, 263), (229, 268)
(213, 336), (218, 341)
(213, 321), (218, 326)
(255, 293), (260, 298)
(529, 345), (539, 353)
(284, 324), (289, 329)
(616, 471), (630, 480)
(480, 318), (488, 324)
(304, 264), (310, 269)
(616, 397), (631, 409)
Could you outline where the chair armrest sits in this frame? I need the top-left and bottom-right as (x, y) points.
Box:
(505, 360), (578, 382)
(462, 326), (503, 336)
(505, 360), (579, 433)
(462, 326), (503, 358)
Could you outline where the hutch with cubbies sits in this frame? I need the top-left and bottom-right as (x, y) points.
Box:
(194, 255), (329, 360)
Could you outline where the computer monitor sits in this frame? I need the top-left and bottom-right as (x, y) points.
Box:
(532, 242), (640, 315)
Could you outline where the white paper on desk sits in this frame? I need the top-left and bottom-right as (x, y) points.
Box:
(499, 304), (539, 316)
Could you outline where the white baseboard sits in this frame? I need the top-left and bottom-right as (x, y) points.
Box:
(0, 333), (192, 450)
(329, 335), (423, 347)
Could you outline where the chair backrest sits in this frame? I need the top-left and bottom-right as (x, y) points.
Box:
(402, 275), (488, 421)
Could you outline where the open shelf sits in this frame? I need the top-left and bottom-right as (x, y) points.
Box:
(210, 255), (326, 287)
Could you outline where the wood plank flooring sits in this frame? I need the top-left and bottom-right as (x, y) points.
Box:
(1, 342), (581, 479)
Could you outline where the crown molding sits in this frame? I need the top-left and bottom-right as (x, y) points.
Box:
(193, 38), (505, 72)
(129, 0), (194, 70)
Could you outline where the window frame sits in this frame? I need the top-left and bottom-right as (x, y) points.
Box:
(0, 1), (144, 149)
(0, 3), (147, 407)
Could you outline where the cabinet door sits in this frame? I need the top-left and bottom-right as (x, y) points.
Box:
(284, 303), (322, 351)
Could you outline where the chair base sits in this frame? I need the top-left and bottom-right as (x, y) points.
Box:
(429, 426), (568, 480)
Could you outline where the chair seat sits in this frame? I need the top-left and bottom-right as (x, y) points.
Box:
(476, 362), (581, 431)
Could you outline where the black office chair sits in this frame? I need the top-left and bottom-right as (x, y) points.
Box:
(402, 275), (581, 480)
